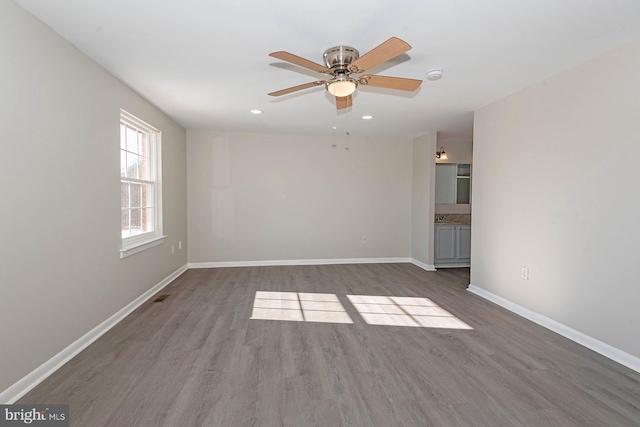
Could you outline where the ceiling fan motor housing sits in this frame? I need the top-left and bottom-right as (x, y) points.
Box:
(323, 46), (360, 70)
(323, 46), (360, 97)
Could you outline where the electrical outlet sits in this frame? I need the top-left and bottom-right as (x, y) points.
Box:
(178, 241), (182, 250)
(171, 245), (175, 254)
(521, 267), (529, 280)
(362, 237), (367, 244)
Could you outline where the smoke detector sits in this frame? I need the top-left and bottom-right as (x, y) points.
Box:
(427, 69), (443, 81)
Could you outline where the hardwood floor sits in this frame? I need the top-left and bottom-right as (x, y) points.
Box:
(19, 264), (640, 426)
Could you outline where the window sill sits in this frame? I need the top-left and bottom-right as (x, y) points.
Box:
(120, 235), (167, 259)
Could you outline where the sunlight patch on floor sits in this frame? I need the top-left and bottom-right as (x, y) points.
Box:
(251, 291), (353, 324)
(347, 295), (473, 330)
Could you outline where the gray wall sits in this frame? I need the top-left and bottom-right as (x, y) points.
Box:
(187, 131), (412, 263)
(410, 132), (437, 266)
(0, 2), (188, 394)
(472, 38), (640, 358)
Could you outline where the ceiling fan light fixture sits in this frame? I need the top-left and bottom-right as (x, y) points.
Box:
(326, 77), (357, 97)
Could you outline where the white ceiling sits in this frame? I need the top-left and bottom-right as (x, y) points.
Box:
(15, 0), (640, 141)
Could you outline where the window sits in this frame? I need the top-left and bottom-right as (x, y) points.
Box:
(120, 109), (164, 258)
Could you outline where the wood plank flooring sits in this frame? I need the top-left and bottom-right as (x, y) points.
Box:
(18, 264), (640, 426)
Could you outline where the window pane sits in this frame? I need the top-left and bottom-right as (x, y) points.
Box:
(126, 152), (139, 179)
(120, 123), (126, 150)
(142, 183), (154, 208)
(137, 130), (145, 157)
(120, 150), (127, 177)
(130, 183), (142, 208)
(130, 208), (142, 233)
(141, 133), (151, 181)
(120, 182), (130, 208)
(142, 207), (154, 232)
(121, 209), (130, 237)
(138, 155), (147, 181)
(141, 132), (148, 157)
(126, 126), (139, 154)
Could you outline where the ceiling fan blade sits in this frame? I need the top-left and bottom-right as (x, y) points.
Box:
(268, 81), (325, 97)
(336, 95), (353, 110)
(349, 37), (411, 72)
(269, 51), (331, 74)
(360, 75), (422, 91)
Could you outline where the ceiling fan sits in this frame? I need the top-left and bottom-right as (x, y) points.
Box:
(268, 37), (422, 110)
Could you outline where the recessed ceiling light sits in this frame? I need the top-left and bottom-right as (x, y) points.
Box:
(362, 115), (373, 120)
(250, 109), (263, 114)
(331, 126), (337, 130)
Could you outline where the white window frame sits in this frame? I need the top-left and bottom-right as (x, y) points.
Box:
(119, 109), (165, 258)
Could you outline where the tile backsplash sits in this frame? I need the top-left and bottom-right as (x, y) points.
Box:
(434, 214), (471, 225)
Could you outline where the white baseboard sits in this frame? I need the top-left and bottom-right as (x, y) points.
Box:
(410, 258), (436, 271)
(0, 264), (189, 404)
(188, 257), (411, 269)
(467, 284), (640, 374)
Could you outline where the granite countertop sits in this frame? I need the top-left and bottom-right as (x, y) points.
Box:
(435, 214), (471, 225)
